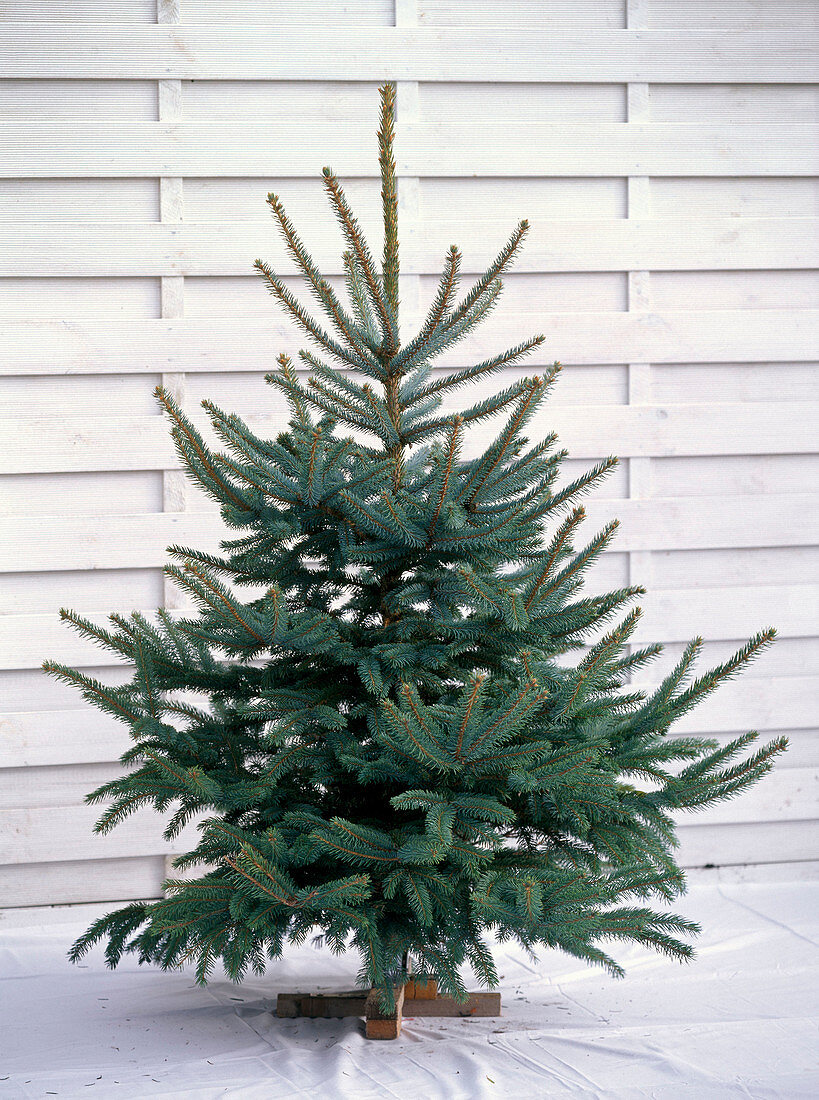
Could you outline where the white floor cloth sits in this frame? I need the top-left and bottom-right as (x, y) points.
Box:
(0, 880), (816, 1099)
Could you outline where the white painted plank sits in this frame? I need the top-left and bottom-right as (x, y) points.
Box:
(683, 733), (819, 775)
(0, 79), (159, 121)
(0, 709), (130, 769)
(0, 27), (813, 81)
(0, 364), (628, 419)
(184, 272), (633, 318)
(2, 678), (814, 769)
(676, 820), (818, 868)
(652, 362), (819, 405)
(650, 271), (819, 313)
(7, 728), (800, 812)
(0, 472), (162, 519)
(1, 770), (811, 867)
(0, 510), (220, 572)
(416, 81), (628, 123)
(656, 676), (818, 736)
(186, 175), (629, 221)
(0, 856), (166, 909)
(7, 583), (814, 669)
(650, 455), (819, 499)
(1, 817), (810, 892)
(0, 762), (124, 811)
(3, 495), (817, 573)
(5, 716), (816, 775)
(648, 83), (819, 125)
(2, 122), (816, 178)
(0, 803), (202, 865)
(189, 80), (626, 124)
(185, 0), (393, 22)
(650, 178), (819, 219)
(179, 78), (562, 122)
(648, 0), (819, 29)
(641, 636), (818, 684)
(630, 584), (817, 645)
(5, 218), (816, 275)
(0, 569), (163, 617)
(551, 401), (815, 459)
(1, 1), (157, 20)
(0, 512), (222, 571)
(195, 0), (616, 27)
(0, 277), (160, 322)
(5, 312), (816, 375)
(0, 665), (135, 715)
(0, 373), (160, 418)
(0, 178), (159, 222)
(673, 769), (816, 827)
(2, 402), (814, 475)
(652, 547), (819, 593)
(4, 856), (819, 916)
(685, 861), (819, 885)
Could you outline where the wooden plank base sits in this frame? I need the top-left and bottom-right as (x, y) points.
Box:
(276, 980), (501, 1039)
(404, 977), (438, 999)
(402, 991), (501, 1018)
(365, 985), (406, 1040)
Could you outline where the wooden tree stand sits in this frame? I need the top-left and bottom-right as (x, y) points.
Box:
(277, 977), (501, 1039)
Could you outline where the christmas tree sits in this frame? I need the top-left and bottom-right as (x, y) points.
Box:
(44, 84), (786, 1013)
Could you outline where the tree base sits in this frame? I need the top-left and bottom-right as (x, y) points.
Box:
(276, 978), (501, 1040)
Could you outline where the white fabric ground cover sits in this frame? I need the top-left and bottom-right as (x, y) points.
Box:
(0, 880), (816, 1099)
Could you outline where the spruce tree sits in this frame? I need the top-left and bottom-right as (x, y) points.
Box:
(44, 84), (787, 1011)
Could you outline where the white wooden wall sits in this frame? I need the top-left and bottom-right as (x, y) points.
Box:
(1, 1), (817, 909)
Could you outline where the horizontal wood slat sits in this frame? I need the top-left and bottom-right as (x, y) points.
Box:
(675, 819), (818, 868)
(0, 856), (167, 909)
(670, 769), (815, 826)
(3, 677), (814, 769)
(2, 767), (812, 865)
(1, 710), (131, 768)
(3, 495), (817, 572)
(3, 825), (811, 893)
(0, 803), (201, 865)
(3, 122), (817, 177)
(2, 402), (814, 475)
(5, 218), (816, 275)
(1, 512), (221, 571)
(647, 680), (816, 739)
(7, 583), (814, 669)
(0, 27), (813, 82)
(0, 762), (124, 812)
(3, 824), (810, 891)
(5, 312), (816, 375)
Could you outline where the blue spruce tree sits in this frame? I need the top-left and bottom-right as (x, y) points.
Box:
(45, 84), (786, 1012)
